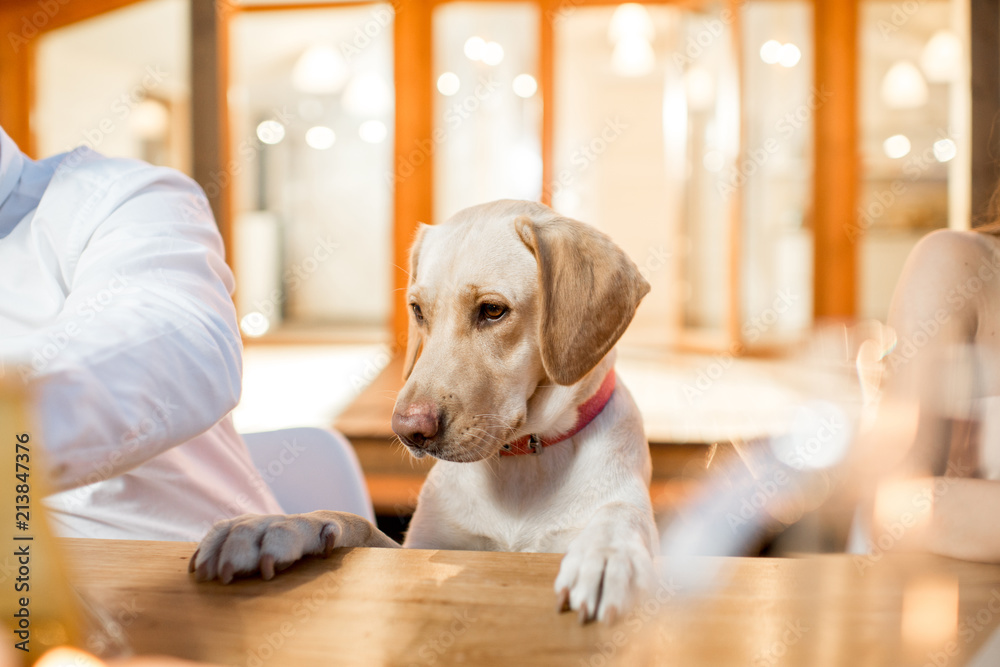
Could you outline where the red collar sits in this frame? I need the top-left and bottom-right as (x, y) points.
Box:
(500, 369), (617, 457)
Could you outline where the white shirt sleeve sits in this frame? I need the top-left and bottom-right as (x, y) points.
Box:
(3, 163), (244, 492)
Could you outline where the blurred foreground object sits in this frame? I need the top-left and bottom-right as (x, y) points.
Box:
(0, 371), (84, 663)
(659, 321), (905, 577)
(34, 647), (217, 667)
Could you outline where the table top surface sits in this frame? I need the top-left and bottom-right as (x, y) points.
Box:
(61, 538), (1000, 667)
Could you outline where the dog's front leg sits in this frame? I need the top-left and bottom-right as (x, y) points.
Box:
(555, 501), (657, 623)
(190, 510), (399, 583)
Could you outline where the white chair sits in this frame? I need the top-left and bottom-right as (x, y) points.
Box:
(241, 427), (375, 523)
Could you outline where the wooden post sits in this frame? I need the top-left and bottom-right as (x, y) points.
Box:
(190, 0), (233, 252)
(392, 0), (434, 348)
(0, 0), (146, 158)
(540, 0), (554, 207)
(971, 1), (1000, 225)
(0, 7), (35, 156)
(812, 0), (858, 320)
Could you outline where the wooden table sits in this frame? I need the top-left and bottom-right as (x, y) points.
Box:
(63, 539), (1000, 666)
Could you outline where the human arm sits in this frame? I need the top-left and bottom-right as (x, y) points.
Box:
(883, 229), (988, 475)
(0, 160), (243, 492)
(869, 230), (1000, 560)
(873, 477), (1000, 562)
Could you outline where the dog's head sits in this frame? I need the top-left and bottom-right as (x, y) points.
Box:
(391, 200), (650, 462)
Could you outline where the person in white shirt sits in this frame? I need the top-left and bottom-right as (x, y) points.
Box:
(0, 125), (282, 540)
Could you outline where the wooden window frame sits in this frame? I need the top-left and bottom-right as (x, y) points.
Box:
(0, 0), (147, 155)
(0, 0), (859, 350)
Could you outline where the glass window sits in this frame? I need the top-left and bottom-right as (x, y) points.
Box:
(229, 5), (395, 337)
(741, 1), (814, 345)
(553, 2), (739, 348)
(857, 0), (968, 320)
(433, 2), (542, 222)
(34, 0), (191, 173)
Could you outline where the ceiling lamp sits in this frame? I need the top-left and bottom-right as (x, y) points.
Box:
(255, 120), (285, 145)
(512, 74), (538, 98)
(880, 61), (928, 109)
(342, 72), (392, 116)
(358, 120), (388, 144)
(305, 126), (336, 150)
(608, 3), (654, 43)
(292, 45), (349, 95)
(437, 72), (460, 96)
(920, 30), (962, 83)
(933, 138), (957, 162)
(611, 36), (654, 77)
(760, 40), (782, 64)
(464, 36), (486, 61)
(883, 134), (911, 159)
(482, 41), (504, 66)
(129, 98), (169, 140)
(778, 43), (801, 68)
(685, 66), (714, 111)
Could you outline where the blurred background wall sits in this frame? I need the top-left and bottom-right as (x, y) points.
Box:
(0, 0), (977, 354)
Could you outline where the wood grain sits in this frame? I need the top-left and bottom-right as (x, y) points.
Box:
(62, 539), (1000, 666)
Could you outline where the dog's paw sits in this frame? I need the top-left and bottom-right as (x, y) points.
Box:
(555, 531), (656, 624)
(188, 511), (373, 584)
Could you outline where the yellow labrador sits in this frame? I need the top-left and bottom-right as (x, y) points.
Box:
(191, 200), (658, 623)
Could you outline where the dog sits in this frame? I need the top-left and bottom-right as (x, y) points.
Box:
(191, 200), (659, 623)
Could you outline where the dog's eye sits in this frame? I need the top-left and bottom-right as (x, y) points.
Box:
(411, 303), (424, 322)
(480, 303), (507, 321)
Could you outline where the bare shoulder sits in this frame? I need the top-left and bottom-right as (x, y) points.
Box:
(889, 229), (1000, 351)
(895, 229), (1000, 298)
(909, 229), (1000, 271)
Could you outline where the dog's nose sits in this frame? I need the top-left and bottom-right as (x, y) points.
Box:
(391, 401), (440, 448)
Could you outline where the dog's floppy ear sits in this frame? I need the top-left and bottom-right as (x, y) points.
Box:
(516, 216), (650, 385)
(402, 224), (429, 381)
